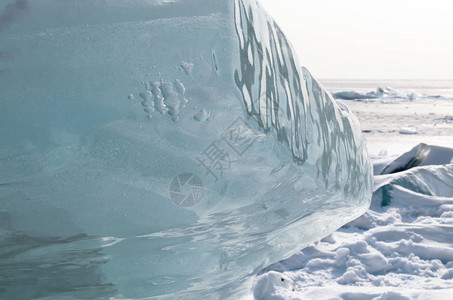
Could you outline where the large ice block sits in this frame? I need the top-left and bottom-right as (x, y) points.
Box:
(0, 0), (372, 298)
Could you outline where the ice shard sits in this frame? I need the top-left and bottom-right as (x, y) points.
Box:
(0, 0), (372, 298)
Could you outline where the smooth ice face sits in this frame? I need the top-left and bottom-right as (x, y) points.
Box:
(0, 0), (372, 299)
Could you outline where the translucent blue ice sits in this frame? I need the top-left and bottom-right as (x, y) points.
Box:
(0, 0), (372, 298)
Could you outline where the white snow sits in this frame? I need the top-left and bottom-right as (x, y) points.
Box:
(399, 127), (418, 135)
(254, 162), (453, 299)
(254, 97), (453, 300)
(253, 271), (296, 300)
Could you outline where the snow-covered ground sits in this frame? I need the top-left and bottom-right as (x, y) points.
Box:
(347, 99), (453, 157)
(253, 94), (453, 300)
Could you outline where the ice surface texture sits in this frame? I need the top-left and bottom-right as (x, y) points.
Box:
(0, 0), (372, 299)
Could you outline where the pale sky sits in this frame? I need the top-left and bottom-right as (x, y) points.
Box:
(259, 0), (453, 79)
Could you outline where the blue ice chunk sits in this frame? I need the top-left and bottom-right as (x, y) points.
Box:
(0, 0), (372, 298)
